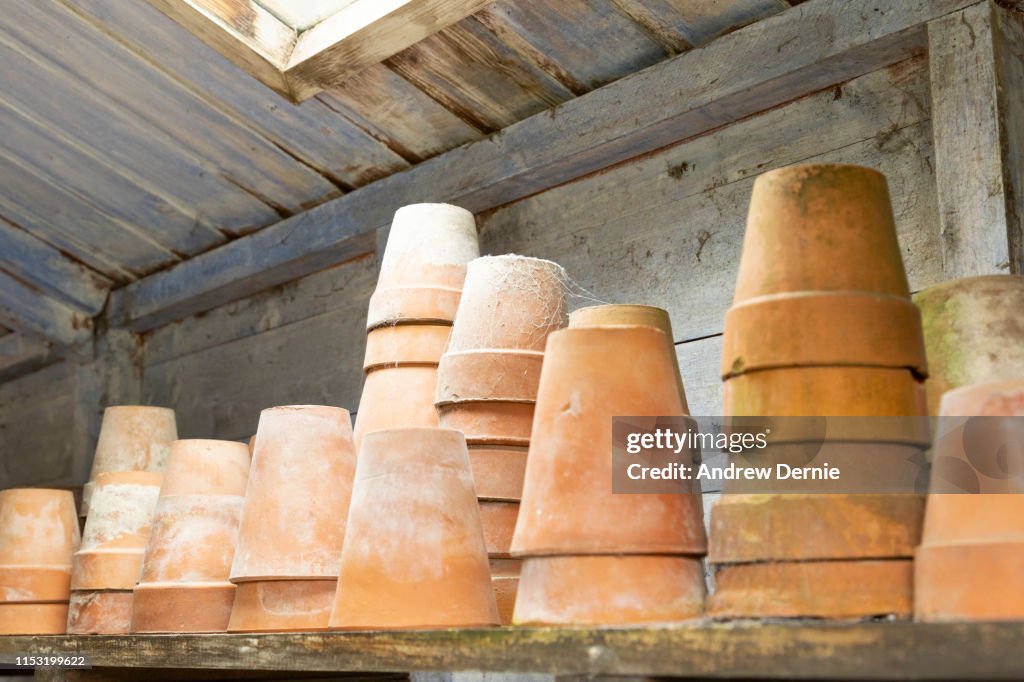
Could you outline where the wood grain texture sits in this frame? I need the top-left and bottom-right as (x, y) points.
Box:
(928, 1), (1024, 276)
(0, 271), (94, 359)
(0, 362), (76, 487)
(3, 623), (1024, 678)
(610, 0), (788, 50)
(0, 333), (53, 385)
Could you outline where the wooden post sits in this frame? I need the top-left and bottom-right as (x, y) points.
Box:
(928, 1), (1024, 278)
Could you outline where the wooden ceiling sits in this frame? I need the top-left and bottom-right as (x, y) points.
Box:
(0, 0), (795, 365)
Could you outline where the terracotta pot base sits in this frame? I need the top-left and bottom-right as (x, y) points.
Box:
(436, 350), (544, 404)
(363, 324), (452, 370)
(66, 590), (134, 634)
(228, 579), (335, 632)
(493, 574), (519, 626)
(0, 565), (72, 603)
(915, 541), (1024, 621)
(514, 556), (705, 625)
(708, 560), (912, 619)
(0, 602), (68, 634)
(709, 494), (924, 563)
(367, 287), (464, 329)
(131, 582), (236, 633)
(468, 446), (528, 501)
(480, 501), (518, 558)
(354, 366), (440, 450)
(71, 550), (146, 591)
(437, 402), (534, 446)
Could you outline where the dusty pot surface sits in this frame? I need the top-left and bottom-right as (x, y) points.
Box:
(0, 603), (69, 635)
(915, 275), (1024, 415)
(138, 495), (245, 585)
(71, 471), (162, 591)
(228, 579), (336, 632)
(66, 590), (134, 635)
(329, 428), (498, 629)
(353, 365), (440, 452)
(231, 406), (356, 582)
(367, 204), (479, 328)
(363, 324), (452, 371)
(733, 164), (910, 300)
(160, 440), (251, 497)
(0, 488), (79, 603)
(915, 542), (1024, 621)
(467, 446), (528, 501)
(709, 493), (924, 563)
(435, 350), (544, 405)
(708, 559), (912, 619)
(446, 255), (568, 353)
(721, 292), (927, 378)
(513, 555), (705, 625)
(479, 501), (518, 558)
(437, 401), (535, 446)
(132, 582), (236, 633)
(569, 304), (689, 414)
(511, 327), (706, 556)
(84, 406), (177, 515)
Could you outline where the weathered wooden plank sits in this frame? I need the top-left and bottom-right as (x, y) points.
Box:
(257, 0), (355, 30)
(108, 0), (967, 331)
(0, 216), (110, 314)
(319, 65), (484, 164)
(59, 0), (409, 188)
(928, 1), (1024, 276)
(609, 0), (787, 51)
(3, 623), (1024, 678)
(0, 271), (94, 359)
(0, 333), (53, 385)
(1, 0), (339, 216)
(386, 17), (575, 132)
(0, 361), (76, 487)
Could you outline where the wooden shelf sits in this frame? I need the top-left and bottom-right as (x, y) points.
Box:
(3, 622), (1024, 679)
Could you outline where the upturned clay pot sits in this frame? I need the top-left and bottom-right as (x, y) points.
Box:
(734, 164), (910, 301)
(0, 603), (69, 635)
(514, 555), (705, 625)
(915, 275), (1024, 415)
(353, 366), (440, 451)
(329, 428), (498, 629)
(915, 379), (1024, 621)
(568, 304), (689, 414)
(436, 350), (544, 404)
(229, 580), (337, 632)
(367, 204), (479, 328)
(70, 471), (162, 591)
(363, 324), (452, 371)
(82, 406), (177, 516)
(511, 327), (706, 556)
(0, 488), (79, 603)
(468, 446), (527, 501)
(132, 440), (249, 633)
(66, 590), (134, 635)
(489, 559), (520, 626)
(708, 560), (913, 619)
(721, 292), (927, 377)
(479, 501), (518, 558)
(437, 402), (534, 446)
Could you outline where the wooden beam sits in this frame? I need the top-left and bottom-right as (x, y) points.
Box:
(929, 1), (1024, 277)
(0, 271), (94, 360)
(110, 0), (980, 331)
(3, 623), (1024, 678)
(0, 333), (53, 383)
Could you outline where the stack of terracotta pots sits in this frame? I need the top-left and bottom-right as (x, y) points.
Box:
(229, 406), (357, 632)
(81, 406), (177, 517)
(329, 427), (498, 629)
(353, 204), (480, 450)
(434, 255), (568, 622)
(510, 325), (706, 624)
(0, 489), (79, 634)
(67, 471), (162, 634)
(707, 164), (930, 619)
(916, 379), (1024, 621)
(914, 275), (1024, 415)
(132, 439), (250, 633)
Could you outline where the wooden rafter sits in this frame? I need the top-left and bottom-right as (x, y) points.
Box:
(0, 270), (94, 360)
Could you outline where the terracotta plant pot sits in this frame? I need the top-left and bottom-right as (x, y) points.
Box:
(66, 591), (134, 635)
(132, 440), (250, 633)
(468, 446), (527, 501)
(0, 488), (79, 603)
(353, 366), (440, 451)
(489, 559), (520, 625)
(709, 560), (913, 619)
(228, 406), (357, 632)
(437, 402), (534, 446)
(479, 501), (518, 559)
(363, 324), (451, 371)
(70, 471), (162, 591)
(915, 379), (1024, 621)
(721, 292), (927, 378)
(329, 428), (498, 629)
(436, 350), (544, 404)
(514, 555), (705, 625)
(82, 406), (177, 516)
(915, 275), (1024, 415)
(367, 204), (479, 328)
(734, 164), (910, 301)
(229, 580), (337, 632)
(511, 327), (706, 556)
(569, 304), (689, 414)
(0, 603), (69, 635)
